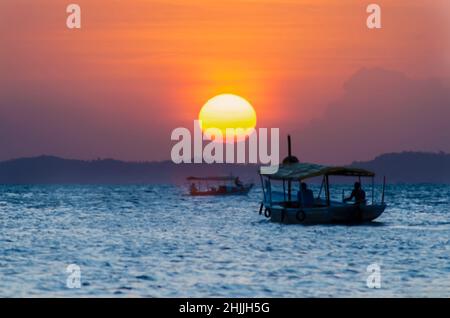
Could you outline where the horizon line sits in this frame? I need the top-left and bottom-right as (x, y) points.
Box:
(1, 150), (449, 165)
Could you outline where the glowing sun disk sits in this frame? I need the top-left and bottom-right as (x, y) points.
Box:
(199, 94), (257, 140)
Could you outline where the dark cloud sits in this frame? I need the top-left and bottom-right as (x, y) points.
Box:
(295, 68), (450, 164)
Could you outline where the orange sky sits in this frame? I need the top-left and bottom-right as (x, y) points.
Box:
(0, 0), (449, 162)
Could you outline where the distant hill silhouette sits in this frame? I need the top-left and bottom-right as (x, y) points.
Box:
(0, 152), (448, 184)
(351, 152), (450, 184)
(0, 156), (258, 185)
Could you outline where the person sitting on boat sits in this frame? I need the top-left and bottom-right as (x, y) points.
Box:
(235, 177), (244, 188)
(218, 185), (227, 193)
(298, 182), (315, 208)
(190, 183), (198, 194)
(344, 182), (366, 205)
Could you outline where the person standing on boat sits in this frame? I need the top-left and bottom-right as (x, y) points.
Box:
(190, 183), (198, 194)
(298, 182), (315, 208)
(344, 182), (366, 204)
(234, 177), (244, 189)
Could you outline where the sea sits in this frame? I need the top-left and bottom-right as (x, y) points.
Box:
(0, 184), (449, 297)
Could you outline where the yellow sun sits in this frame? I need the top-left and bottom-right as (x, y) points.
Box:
(199, 94), (257, 141)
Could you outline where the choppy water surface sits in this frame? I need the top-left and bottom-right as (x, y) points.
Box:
(0, 184), (449, 297)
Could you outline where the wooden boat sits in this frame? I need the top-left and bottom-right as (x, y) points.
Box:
(258, 136), (386, 224)
(187, 176), (253, 196)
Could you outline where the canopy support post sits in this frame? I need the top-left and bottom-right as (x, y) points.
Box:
(318, 176), (324, 199)
(260, 174), (267, 203)
(372, 176), (375, 205)
(287, 135), (292, 202)
(325, 174), (330, 206)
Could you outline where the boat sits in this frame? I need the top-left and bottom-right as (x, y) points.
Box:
(258, 136), (386, 224)
(187, 176), (254, 196)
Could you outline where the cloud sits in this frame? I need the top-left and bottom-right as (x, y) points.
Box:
(295, 68), (450, 164)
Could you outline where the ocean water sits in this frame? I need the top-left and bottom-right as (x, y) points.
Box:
(0, 184), (449, 297)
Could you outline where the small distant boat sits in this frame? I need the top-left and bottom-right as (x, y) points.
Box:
(258, 136), (386, 224)
(187, 176), (253, 196)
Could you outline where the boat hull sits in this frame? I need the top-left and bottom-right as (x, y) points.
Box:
(266, 203), (386, 224)
(190, 184), (253, 196)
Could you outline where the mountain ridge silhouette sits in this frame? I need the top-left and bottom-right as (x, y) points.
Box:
(0, 152), (448, 184)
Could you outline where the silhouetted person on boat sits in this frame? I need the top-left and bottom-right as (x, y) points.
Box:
(235, 177), (243, 188)
(344, 182), (366, 204)
(190, 183), (198, 194)
(298, 182), (315, 208)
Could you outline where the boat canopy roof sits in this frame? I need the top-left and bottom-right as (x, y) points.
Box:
(260, 162), (375, 180)
(187, 176), (236, 181)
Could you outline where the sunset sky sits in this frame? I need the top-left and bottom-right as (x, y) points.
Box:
(1, 0), (449, 164)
